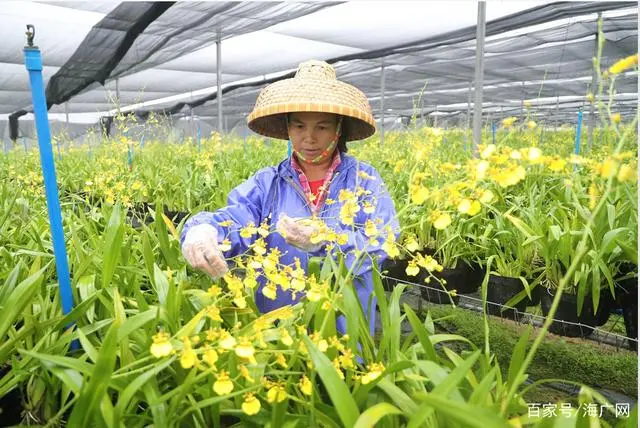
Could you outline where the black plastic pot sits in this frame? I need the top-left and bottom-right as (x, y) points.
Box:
(431, 260), (484, 295)
(419, 269), (460, 305)
(486, 275), (528, 320)
(0, 365), (24, 426)
(381, 258), (409, 292)
(539, 289), (612, 338)
(613, 263), (638, 351)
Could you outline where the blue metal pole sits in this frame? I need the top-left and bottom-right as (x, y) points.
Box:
(23, 27), (75, 327)
(197, 123), (201, 152)
(492, 122), (496, 145)
(575, 110), (583, 155)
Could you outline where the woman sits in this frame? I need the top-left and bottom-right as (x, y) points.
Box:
(180, 60), (399, 335)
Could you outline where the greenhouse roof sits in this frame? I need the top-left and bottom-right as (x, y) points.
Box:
(0, 1), (637, 139)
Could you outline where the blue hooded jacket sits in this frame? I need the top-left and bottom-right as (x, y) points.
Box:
(180, 153), (399, 334)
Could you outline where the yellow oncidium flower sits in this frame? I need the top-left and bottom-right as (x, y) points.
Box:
(275, 353), (288, 368)
(219, 331), (237, 351)
(527, 120), (537, 130)
(242, 393), (261, 415)
(339, 199), (360, 226)
(332, 358), (345, 380)
(611, 113), (622, 124)
(479, 189), (495, 204)
(586, 92), (595, 104)
(364, 219), (378, 237)
(608, 54), (638, 75)
(235, 337), (255, 359)
(381, 229), (400, 258)
(251, 238), (267, 256)
(299, 375), (313, 396)
(527, 147), (542, 162)
(240, 222), (258, 238)
(266, 384), (287, 403)
(150, 332), (173, 358)
(475, 160), (490, 181)
(457, 198), (481, 216)
(601, 158), (619, 178)
(548, 158), (567, 172)
(339, 349), (355, 370)
(262, 282), (278, 300)
(404, 235), (420, 253)
(406, 261), (420, 277)
(502, 117), (517, 129)
(206, 304), (223, 322)
(617, 164), (637, 182)
(207, 285), (222, 298)
(213, 370), (234, 395)
(480, 144), (496, 159)
(432, 212), (452, 230)
(239, 364), (255, 382)
(280, 328), (294, 346)
(410, 184), (429, 205)
(180, 337), (197, 369)
(415, 254), (442, 272)
(362, 201), (376, 214)
(218, 238), (231, 252)
(361, 362), (385, 385)
(202, 347), (219, 367)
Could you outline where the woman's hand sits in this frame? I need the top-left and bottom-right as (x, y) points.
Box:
(182, 224), (229, 279)
(276, 214), (324, 252)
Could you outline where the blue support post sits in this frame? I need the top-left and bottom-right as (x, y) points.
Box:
(197, 123), (201, 152)
(22, 26), (76, 341)
(575, 110), (583, 155)
(492, 122), (496, 145)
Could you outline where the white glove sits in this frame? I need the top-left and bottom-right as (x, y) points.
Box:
(182, 224), (229, 279)
(276, 214), (324, 252)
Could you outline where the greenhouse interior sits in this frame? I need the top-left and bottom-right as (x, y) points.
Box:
(0, 1), (638, 427)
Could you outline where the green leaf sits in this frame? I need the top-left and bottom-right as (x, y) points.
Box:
(404, 304), (437, 361)
(113, 357), (176, 425)
(412, 392), (512, 428)
(20, 349), (94, 375)
(507, 324), (531, 387)
(153, 264), (170, 306)
(353, 403), (402, 428)
(76, 274), (96, 323)
(0, 265), (47, 340)
(376, 377), (418, 415)
(431, 349), (480, 398)
(67, 319), (121, 427)
(117, 309), (157, 342)
(302, 336), (359, 427)
(102, 204), (124, 288)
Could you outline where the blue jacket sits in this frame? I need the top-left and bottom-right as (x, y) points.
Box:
(181, 154), (399, 334)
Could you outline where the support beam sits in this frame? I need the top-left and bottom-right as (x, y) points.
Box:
(216, 30), (223, 134)
(380, 60), (385, 145)
(587, 12), (602, 151)
(472, 0), (486, 158)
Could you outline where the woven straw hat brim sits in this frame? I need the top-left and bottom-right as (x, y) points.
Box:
(247, 77), (376, 142)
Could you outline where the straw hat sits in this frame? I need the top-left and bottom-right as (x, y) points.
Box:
(247, 60), (376, 142)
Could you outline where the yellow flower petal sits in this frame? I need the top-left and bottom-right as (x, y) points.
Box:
(433, 213), (452, 230)
(242, 394), (261, 415)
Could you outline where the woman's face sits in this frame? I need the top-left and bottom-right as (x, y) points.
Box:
(287, 112), (339, 160)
